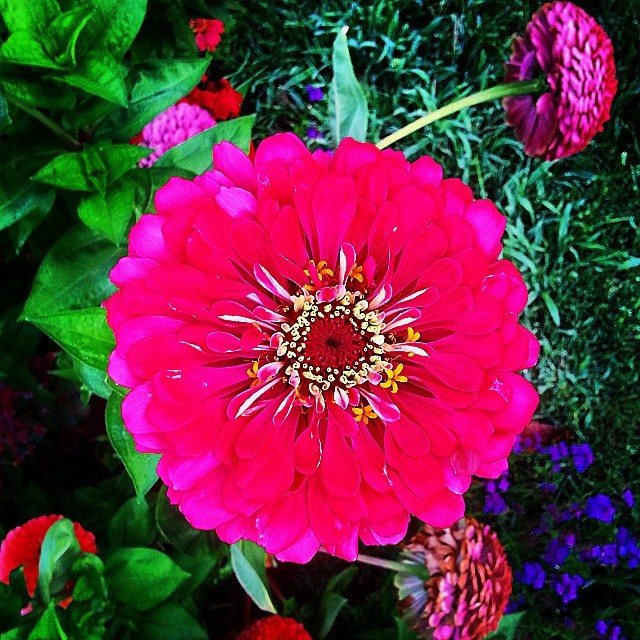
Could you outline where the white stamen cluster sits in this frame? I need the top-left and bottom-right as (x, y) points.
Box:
(271, 290), (391, 400)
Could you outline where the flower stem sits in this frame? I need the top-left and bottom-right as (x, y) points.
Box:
(376, 78), (547, 150)
(5, 94), (82, 150)
(355, 552), (430, 580)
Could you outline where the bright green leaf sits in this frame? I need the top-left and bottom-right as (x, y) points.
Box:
(328, 26), (368, 143)
(49, 5), (95, 67)
(317, 592), (348, 640)
(49, 55), (128, 106)
(155, 115), (255, 175)
(75, 0), (147, 62)
(97, 57), (211, 141)
(230, 541), (276, 614)
(138, 602), (207, 640)
(541, 292), (561, 327)
(27, 603), (67, 640)
(0, 32), (64, 71)
(23, 225), (123, 314)
(104, 547), (191, 612)
(106, 393), (159, 498)
(0, 0), (60, 33)
(37, 519), (80, 605)
(26, 308), (114, 371)
(78, 175), (137, 243)
(34, 153), (101, 192)
(0, 183), (55, 232)
(73, 358), (112, 399)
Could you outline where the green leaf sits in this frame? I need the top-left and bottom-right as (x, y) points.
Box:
(541, 291), (561, 327)
(0, 32), (64, 71)
(97, 57), (211, 141)
(28, 604), (67, 640)
(37, 519), (81, 605)
(138, 602), (207, 640)
(230, 541), (276, 614)
(108, 496), (155, 548)
(155, 115), (255, 175)
(23, 225), (122, 314)
(73, 358), (112, 400)
(0, 0), (60, 33)
(49, 55), (127, 106)
(104, 547), (191, 612)
(154, 487), (201, 551)
(328, 26), (368, 143)
(316, 592), (348, 640)
(0, 182), (55, 233)
(49, 5), (95, 67)
(106, 393), (159, 498)
(485, 611), (526, 640)
(26, 308), (114, 370)
(78, 176), (137, 243)
(0, 88), (10, 126)
(78, 0), (147, 61)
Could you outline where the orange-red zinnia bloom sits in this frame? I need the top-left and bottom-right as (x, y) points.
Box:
(504, 1), (617, 160)
(183, 78), (243, 121)
(235, 616), (311, 640)
(190, 18), (224, 52)
(105, 134), (538, 563)
(0, 515), (97, 600)
(396, 518), (512, 640)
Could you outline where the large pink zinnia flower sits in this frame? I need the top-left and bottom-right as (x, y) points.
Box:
(105, 134), (539, 563)
(503, 1), (617, 160)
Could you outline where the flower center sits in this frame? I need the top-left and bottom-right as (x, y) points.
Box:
(274, 291), (389, 403)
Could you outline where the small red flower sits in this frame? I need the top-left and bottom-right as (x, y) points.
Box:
(183, 78), (243, 121)
(503, 1), (617, 160)
(235, 616), (311, 640)
(190, 18), (224, 53)
(0, 515), (97, 602)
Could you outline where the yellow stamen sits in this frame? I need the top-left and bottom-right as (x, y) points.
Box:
(380, 363), (408, 394)
(352, 404), (378, 425)
(247, 361), (261, 387)
(349, 264), (364, 284)
(406, 326), (421, 342)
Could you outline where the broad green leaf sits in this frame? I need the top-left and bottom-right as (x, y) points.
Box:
(230, 541), (276, 614)
(108, 496), (155, 548)
(155, 115), (255, 175)
(138, 602), (207, 640)
(97, 57), (210, 141)
(328, 26), (368, 143)
(26, 308), (114, 371)
(22, 225), (122, 314)
(485, 611), (526, 640)
(34, 153), (102, 192)
(27, 604), (67, 640)
(37, 519), (80, 605)
(0, 32), (64, 71)
(0, 76), (76, 111)
(49, 55), (127, 106)
(106, 393), (160, 498)
(0, 183), (55, 232)
(104, 547), (191, 612)
(78, 0), (147, 61)
(0, 0), (60, 33)
(78, 175), (137, 243)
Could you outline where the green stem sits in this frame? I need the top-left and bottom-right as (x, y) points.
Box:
(5, 94), (82, 150)
(376, 78), (547, 150)
(355, 552), (429, 580)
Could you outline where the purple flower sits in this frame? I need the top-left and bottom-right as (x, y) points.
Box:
(585, 494), (616, 524)
(306, 127), (321, 139)
(305, 85), (324, 101)
(565, 533), (576, 547)
(485, 492), (508, 515)
(517, 561), (546, 589)
(498, 475), (510, 491)
(596, 620), (608, 635)
(539, 482), (557, 492)
(622, 489), (634, 507)
(596, 544), (619, 566)
(545, 538), (570, 566)
(553, 573), (584, 603)
(546, 442), (569, 461)
(570, 443), (593, 472)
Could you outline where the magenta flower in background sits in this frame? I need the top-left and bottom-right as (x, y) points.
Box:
(105, 134), (539, 562)
(504, 1), (617, 160)
(135, 102), (216, 168)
